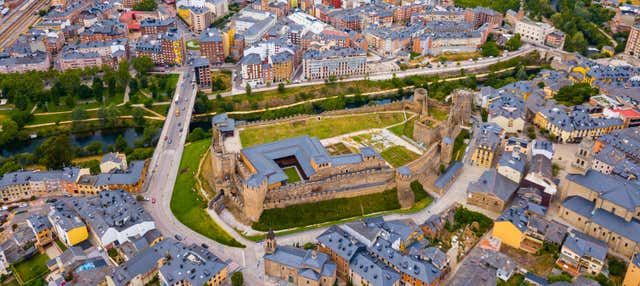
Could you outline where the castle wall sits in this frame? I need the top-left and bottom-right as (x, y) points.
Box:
(264, 168), (396, 209)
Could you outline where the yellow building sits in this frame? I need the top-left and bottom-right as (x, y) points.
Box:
(27, 215), (54, 248)
(623, 253), (640, 286)
(492, 221), (525, 249)
(470, 123), (504, 168)
(177, 7), (192, 26)
(49, 209), (89, 246)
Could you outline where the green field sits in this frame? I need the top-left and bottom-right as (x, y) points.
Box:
(283, 167), (301, 183)
(170, 138), (244, 247)
(11, 253), (49, 285)
(451, 129), (470, 162)
(240, 113), (405, 147)
(253, 188), (401, 231)
(380, 146), (420, 167)
(388, 117), (416, 138)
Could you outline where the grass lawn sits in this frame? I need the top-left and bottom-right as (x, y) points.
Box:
(437, 52), (481, 62)
(380, 146), (420, 167)
(240, 113), (405, 147)
(500, 244), (556, 276)
(11, 252), (49, 285)
(326, 143), (353, 155)
(388, 117), (415, 138)
(283, 167), (302, 183)
(405, 181), (433, 212)
(253, 188), (401, 231)
(429, 108), (448, 122)
(497, 273), (525, 286)
(186, 39), (200, 49)
(170, 138), (244, 248)
(149, 104), (170, 116)
(39, 92), (125, 113)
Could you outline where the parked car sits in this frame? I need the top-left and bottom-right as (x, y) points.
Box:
(201, 243), (209, 249)
(175, 234), (183, 241)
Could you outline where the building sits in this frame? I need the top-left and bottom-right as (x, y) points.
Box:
(189, 6), (213, 33)
(48, 203), (89, 247)
(521, 154), (557, 207)
(0, 167), (89, 202)
(514, 18), (554, 45)
(100, 152), (128, 174)
(59, 51), (104, 70)
(0, 52), (50, 73)
(107, 238), (228, 286)
(77, 160), (147, 194)
(531, 139), (554, 160)
(160, 28), (186, 66)
(264, 231), (337, 286)
(467, 170), (519, 213)
(470, 122), (504, 168)
(449, 247), (516, 285)
(625, 24), (640, 58)
(556, 230), (608, 276)
(140, 17), (175, 35)
(233, 9), (277, 45)
(496, 151), (526, 183)
(63, 190), (155, 247)
(492, 200), (567, 253)
(504, 137), (528, 154)
(200, 28), (225, 64)
(27, 214), (54, 248)
(545, 30), (566, 48)
(487, 93), (525, 134)
(302, 46), (366, 81)
(79, 19), (128, 43)
(194, 57), (212, 87)
(534, 104), (624, 143)
(316, 226), (366, 278)
(623, 253), (640, 286)
(559, 169), (640, 258)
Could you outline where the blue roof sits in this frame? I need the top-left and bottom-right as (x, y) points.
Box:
(565, 170), (640, 211)
(264, 246), (335, 281)
(525, 272), (548, 285)
(434, 161), (462, 189)
(498, 152), (526, 173)
(562, 196), (640, 243)
(398, 166), (412, 176)
(467, 170), (519, 201)
(350, 253), (401, 286)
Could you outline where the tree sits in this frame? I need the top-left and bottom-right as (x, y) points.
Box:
(76, 84), (93, 99)
(71, 107), (88, 130)
(505, 33), (522, 51)
(114, 135), (128, 152)
(481, 41), (501, 57)
(97, 105), (120, 127)
(277, 83), (285, 93)
(245, 83), (251, 96)
(34, 134), (75, 169)
(11, 111), (33, 128)
(64, 95), (75, 108)
(84, 141), (103, 155)
(187, 127), (210, 142)
(212, 77), (226, 92)
(132, 56), (155, 76)
(554, 82), (599, 105)
(231, 272), (243, 286)
(0, 119), (19, 146)
(132, 108), (146, 126)
(58, 71), (81, 97)
(132, 0), (157, 11)
(92, 77), (104, 102)
(116, 60), (131, 89)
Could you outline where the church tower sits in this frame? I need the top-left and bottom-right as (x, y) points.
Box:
(568, 138), (594, 176)
(265, 229), (277, 254)
(517, 0), (525, 20)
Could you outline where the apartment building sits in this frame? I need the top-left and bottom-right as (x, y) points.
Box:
(556, 230), (608, 276)
(625, 24), (640, 58)
(302, 46), (366, 81)
(467, 169), (519, 213)
(140, 18), (175, 35)
(470, 122), (504, 168)
(194, 57), (212, 87)
(200, 28), (225, 64)
(514, 18), (554, 45)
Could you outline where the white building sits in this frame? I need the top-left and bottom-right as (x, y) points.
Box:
(233, 9), (276, 45)
(514, 18), (554, 45)
(287, 11), (329, 35)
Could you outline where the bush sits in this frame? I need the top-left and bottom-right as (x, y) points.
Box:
(453, 207), (493, 236)
(304, 242), (316, 250)
(608, 257), (627, 276)
(187, 127), (211, 142)
(231, 272), (244, 286)
(548, 273), (572, 283)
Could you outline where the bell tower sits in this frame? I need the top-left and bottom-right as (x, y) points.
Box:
(568, 139), (594, 176)
(265, 229), (277, 254)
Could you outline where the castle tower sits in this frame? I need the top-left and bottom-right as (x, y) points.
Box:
(568, 138), (594, 176)
(396, 167), (415, 209)
(241, 178), (269, 222)
(265, 229), (277, 254)
(413, 88), (429, 116)
(440, 137), (454, 165)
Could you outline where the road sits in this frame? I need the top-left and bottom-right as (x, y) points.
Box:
(230, 45), (537, 95)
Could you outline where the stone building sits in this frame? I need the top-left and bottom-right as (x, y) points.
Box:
(467, 169), (519, 213)
(263, 231), (337, 286)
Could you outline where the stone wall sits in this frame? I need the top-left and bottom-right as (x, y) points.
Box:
(264, 168), (396, 209)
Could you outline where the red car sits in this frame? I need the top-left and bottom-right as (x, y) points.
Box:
(151, 197), (156, 204)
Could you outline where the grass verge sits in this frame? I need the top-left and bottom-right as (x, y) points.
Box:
(380, 146), (420, 167)
(240, 112), (405, 147)
(388, 117), (416, 138)
(283, 167), (301, 183)
(253, 188), (401, 231)
(170, 138), (244, 248)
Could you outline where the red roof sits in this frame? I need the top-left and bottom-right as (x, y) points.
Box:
(612, 108), (640, 118)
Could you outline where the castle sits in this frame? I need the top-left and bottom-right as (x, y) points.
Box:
(210, 88), (472, 223)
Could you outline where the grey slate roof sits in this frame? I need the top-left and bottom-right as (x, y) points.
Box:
(565, 170), (640, 211)
(434, 161), (463, 189)
(316, 226), (365, 262)
(350, 252), (401, 286)
(101, 152), (123, 164)
(562, 196), (640, 243)
(93, 160), (145, 186)
(27, 214), (52, 233)
(562, 230), (608, 262)
(263, 246), (336, 280)
(498, 152), (525, 174)
(467, 170), (519, 202)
